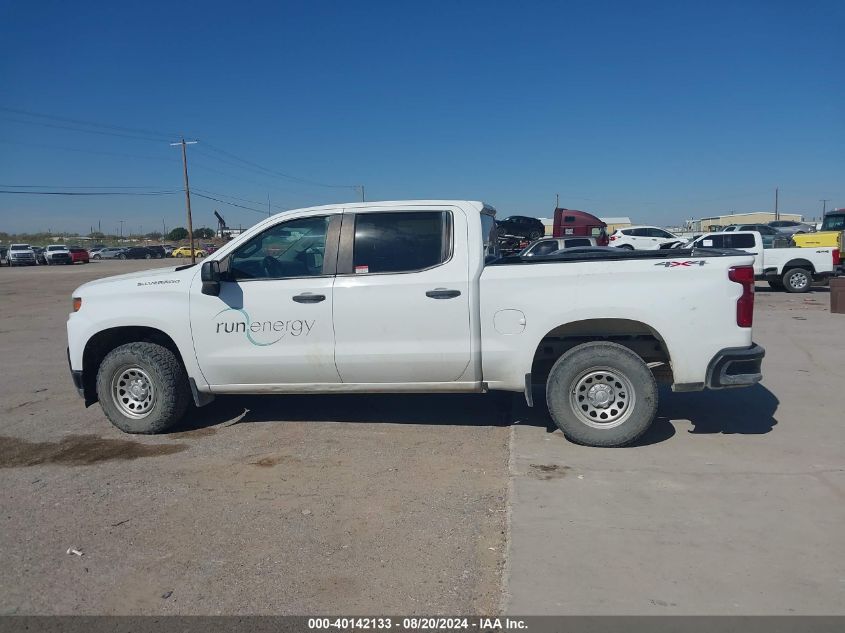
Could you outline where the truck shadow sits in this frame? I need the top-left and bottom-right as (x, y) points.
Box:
(175, 383), (778, 446)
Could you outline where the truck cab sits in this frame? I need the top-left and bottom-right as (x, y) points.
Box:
(551, 208), (609, 245)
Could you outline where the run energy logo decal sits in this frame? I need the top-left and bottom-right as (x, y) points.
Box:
(654, 260), (708, 268)
(214, 307), (314, 346)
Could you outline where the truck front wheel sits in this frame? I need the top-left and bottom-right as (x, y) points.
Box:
(96, 342), (189, 434)
(546, 342), (658, 447)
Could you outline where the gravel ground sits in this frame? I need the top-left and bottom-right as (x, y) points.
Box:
(0, 260), (509, 614)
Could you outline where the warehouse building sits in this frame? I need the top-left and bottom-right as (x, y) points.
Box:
(696, 211), (803, 232)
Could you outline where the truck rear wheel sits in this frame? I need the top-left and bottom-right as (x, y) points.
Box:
(96, 342), (189, 434)
(546, 342), (657, 447)
(782, 267), (812, 293)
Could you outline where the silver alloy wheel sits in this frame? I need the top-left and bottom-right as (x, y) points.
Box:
(788, 270), (809, 290)
(569, 366), (636, 429)
(111, 366), (156, 419)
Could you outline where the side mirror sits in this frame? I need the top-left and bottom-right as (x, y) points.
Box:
(201, 260), (221, 296)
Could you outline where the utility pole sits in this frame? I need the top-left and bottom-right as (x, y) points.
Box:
(556, 193), (559, 208)
(820, 199), (830, 216)
(774, 187), (779, 222)
(119, 220), (125, 240)
(171, 138), (199, 264)
(268, 193), (271, 218)
(162, 218), (167, 238)
(356, 185), (365, 202)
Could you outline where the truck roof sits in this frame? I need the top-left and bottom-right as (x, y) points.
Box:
(267, 200), (492, 220)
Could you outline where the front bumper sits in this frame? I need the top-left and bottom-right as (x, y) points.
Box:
(67, 348), (84, 398)
(706, 343), (765, 389)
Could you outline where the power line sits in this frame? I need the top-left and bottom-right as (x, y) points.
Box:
(198, 142), (359, 190)
(0, 189), (180, 196)
(192, 191), (269, 215)
(0, 116), (171, 143)
(193, 187), (288, 211)
(0, 184), (177, 190)
(0, 138), (181, 163)
(0, 106), (178, 140)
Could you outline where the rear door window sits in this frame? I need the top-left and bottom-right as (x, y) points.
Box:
(725, 234), (757, 249)
(353, 211), (450, 274)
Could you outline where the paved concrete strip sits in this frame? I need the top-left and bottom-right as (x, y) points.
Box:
(506, 288), (845, 614)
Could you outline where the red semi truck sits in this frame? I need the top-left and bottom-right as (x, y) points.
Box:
(552, 208), (609, 245)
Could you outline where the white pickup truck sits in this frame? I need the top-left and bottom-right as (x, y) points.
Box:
(67, 201), (765, 447)
(686, 231), (840, 292)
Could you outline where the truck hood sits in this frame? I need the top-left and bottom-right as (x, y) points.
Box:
(73, 264), (196, 295)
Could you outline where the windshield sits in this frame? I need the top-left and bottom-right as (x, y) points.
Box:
(10, 245), (30, 250)
(820, 214), (845, 232)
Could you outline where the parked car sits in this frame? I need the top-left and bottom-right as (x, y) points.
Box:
(68, 199), (764, 448)
(768, 220), (815, 235)
(6, 244), (37, 266)
(162, 245), (175, 256)
(688, 230), (839, 292)
(171, 246), (206, 258)
(520, 237), (597, 257)
(121, 247), (156, 260)
(69, 248), (90, 264)
(93, 247), (126, 260)
(609, 226), (686, 250)
(31, 246), (47, 264)
(203, 243), (219, 254)
(0, 247), (7, 266)
(722, 224), (786, 248)
(89, 247), (106, 258)
(44, 244), (71, 264)
(552, 208), (609, 245)
(146, 245), (167, 259)
(496, 215), (546, 240)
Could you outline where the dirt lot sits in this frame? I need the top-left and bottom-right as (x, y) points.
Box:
(1, 260), (843, 615)
(0, 260), (508, 615)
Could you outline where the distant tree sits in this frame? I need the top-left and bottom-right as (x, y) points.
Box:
(145, 231), (162, 241)
(195, 227), (215, 239)
(167, 227), (188, 241)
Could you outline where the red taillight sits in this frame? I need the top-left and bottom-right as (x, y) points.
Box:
(729, 265), (755, 327)
(833, 249), (840, 266)
(609, 235), (617, 241)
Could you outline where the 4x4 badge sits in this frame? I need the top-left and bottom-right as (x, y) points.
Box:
(654, 260), (708, 267)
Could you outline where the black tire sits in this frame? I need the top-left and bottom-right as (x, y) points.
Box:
(546, 341), (658, 447)
(618, 244), (634, 250)
(96, 342), (190, 434)
(119, 254), (126, 260)
(782, 267), (812, 293)
(767, 278), (784, 290)
(145, 253), (151, 259)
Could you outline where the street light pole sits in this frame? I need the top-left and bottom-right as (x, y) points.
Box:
(171, 138), (198, 264)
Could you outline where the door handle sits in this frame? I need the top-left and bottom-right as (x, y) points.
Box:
(425, 288), (461, 299)
(292, 293), (326, 304)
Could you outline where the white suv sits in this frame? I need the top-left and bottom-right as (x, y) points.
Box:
(609, 226), (685, 250)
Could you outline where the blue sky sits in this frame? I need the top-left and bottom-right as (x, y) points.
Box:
(1, 0), (843, 234)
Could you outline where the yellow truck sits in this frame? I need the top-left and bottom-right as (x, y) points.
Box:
(794, 210), (844, 249)
(793, 210), (844, 275)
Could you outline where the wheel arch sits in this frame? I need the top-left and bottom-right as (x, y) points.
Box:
(81, 326), (187, 405)
(529, 318), (673, 387)
(782, 258), (815, 274)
